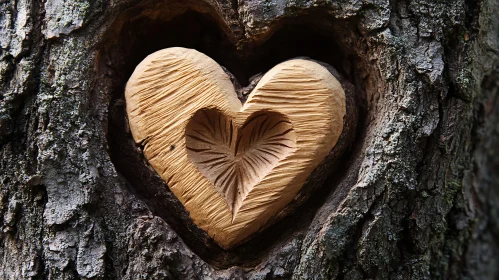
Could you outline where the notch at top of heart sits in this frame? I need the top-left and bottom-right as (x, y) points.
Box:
(125, 47), (346, 248)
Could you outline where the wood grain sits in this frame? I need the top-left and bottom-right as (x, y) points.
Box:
(186, 109), (296, 218)
(125, 47), (346, 248)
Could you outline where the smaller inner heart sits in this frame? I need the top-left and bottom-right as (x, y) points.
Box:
(186, 108), (296, 218)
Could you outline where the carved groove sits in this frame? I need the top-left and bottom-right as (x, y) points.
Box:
(186, 108), (296, 217)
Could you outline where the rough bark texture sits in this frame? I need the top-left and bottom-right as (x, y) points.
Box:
(0, 0), (497, 279)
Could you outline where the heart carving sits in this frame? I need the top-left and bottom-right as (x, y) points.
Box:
(186, 109), (296, 218)
(125, 47), (345, 248)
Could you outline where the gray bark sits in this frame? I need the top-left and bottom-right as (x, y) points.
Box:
(0, 0), (498, 279)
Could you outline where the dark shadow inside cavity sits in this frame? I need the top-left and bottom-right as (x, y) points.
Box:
(100, 3), (362, 268)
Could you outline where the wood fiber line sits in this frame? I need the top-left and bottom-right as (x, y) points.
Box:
(125, 47), (345, 248)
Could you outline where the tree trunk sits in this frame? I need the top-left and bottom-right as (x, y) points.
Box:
(0, 0), (498, 279)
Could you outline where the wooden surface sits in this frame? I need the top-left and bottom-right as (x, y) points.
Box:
(125, 47), (346, 248)
(186, 108), (296, 218)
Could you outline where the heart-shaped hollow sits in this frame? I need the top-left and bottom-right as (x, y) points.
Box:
(186, 108), (296, 218)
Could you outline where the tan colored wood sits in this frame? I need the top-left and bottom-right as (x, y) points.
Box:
(125, 47), (346, 248)
(186, 108), (296, 218)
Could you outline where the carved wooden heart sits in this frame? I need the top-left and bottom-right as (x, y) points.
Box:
(125, 47), (345, 248)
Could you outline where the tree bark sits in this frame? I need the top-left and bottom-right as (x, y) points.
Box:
(0, 0), (498, 279)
